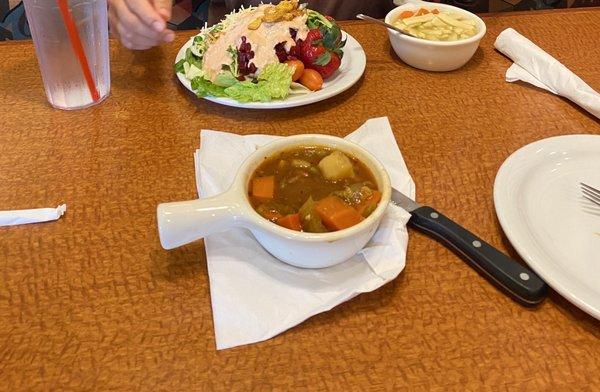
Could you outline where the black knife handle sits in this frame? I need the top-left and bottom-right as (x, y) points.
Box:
(409, 206), (547, 305)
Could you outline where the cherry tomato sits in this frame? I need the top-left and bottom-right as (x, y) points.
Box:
(286, 60), (305, 82)
(299, 69), (323, 91)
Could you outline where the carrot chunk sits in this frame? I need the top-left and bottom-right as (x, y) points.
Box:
(431, 8), (440, 14)
(416, 8), (430, 16)
(399, 10), (414, 19)
(277, 213), (302, 231)
(252, 176), (275, 200)
(355, 190), (382, 217)
(314, 196), (364, 231)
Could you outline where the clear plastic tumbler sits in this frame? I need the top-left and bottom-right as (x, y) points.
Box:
(23, 0), (110, 110)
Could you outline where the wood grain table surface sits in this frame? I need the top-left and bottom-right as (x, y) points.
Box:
(1, 7), (599, 391)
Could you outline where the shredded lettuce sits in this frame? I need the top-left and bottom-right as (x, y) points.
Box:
(192, 22), (223, 58)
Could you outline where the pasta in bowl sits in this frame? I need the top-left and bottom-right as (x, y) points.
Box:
(385, 2), (486, 71)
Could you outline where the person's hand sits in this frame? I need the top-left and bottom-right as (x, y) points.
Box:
(108, 0), (175, 50)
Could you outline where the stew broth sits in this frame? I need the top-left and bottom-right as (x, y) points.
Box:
(248, 146), (381, 233)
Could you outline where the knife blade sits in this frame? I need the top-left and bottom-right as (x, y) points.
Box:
(391, 188), (547, 305)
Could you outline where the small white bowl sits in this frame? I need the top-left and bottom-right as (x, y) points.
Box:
(156, 135), (392, 269)
(384, 1), (486, 72)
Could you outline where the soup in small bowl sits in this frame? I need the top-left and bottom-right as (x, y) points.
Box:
(249, 146), (381, 233)
(157, 135), (391, 268)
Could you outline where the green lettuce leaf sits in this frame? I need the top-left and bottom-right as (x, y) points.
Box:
(307, 10), (332, 29)
(189, 63), (294, 103)
(223, 63), (293, 103)
(185, 48), (202, 70)
(191, 76), (227, 98)
(215, 72), (238, 88)
(174, 48), (203, 76)
(174, 58), (186, 74)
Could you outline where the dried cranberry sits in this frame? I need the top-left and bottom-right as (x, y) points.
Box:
(274, 42), (288, 63)
(237, 36), (257, 77)
(288, 45), (297, 58)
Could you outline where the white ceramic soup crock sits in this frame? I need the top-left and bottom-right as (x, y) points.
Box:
(157, 134), (392, 269)
(385, 1), (486, 72)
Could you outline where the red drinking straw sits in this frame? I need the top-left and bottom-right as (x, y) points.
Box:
(56, 0), (100, 102)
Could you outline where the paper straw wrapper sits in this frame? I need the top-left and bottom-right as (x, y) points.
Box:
(0, 204), (67, 227)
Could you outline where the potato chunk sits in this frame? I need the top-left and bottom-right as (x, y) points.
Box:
(318, 151), (355, 180)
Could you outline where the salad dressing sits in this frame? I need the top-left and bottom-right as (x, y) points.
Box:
(202, 6), (308, 82)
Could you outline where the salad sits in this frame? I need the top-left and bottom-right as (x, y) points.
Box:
(174, 0), (346, 103)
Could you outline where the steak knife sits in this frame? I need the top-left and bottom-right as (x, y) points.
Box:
(392, 188), (547, 305)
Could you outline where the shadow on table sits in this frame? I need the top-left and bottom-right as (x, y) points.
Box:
(510, 80), (599, 123)
(149, 241), (206, 282)
(387, 45), (485, 74)
(110, 47), (168, 95)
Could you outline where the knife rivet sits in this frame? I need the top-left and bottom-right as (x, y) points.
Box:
(519, 273), (530, 281)
(430, 212), (439, 219)
(472, 240), (481, 248)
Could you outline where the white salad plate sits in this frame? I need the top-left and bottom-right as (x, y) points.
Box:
(494, 135), (600, 319)
(174, 32), (366, 109)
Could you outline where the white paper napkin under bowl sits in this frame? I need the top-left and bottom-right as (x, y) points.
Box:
(194, 117), (415, 350)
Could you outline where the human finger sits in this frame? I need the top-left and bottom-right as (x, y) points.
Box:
(153, 0), (173, 21)
(112, 0), (162, 41)
(125, 0), (167, 33)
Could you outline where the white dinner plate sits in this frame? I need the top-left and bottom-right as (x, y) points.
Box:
(174, 32), (366, 109)
(494, 135), (600, 319)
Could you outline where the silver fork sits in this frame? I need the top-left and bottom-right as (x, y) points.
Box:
(581, 183), (600, 206)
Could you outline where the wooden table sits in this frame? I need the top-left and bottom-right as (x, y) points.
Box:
(1, 7), (599, 390)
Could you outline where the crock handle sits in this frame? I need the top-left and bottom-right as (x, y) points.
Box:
(156, 190), (242, 249)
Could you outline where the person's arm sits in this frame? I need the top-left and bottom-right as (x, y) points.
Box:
(108, 0), (175, 50)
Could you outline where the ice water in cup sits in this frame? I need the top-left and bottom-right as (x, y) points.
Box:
(23, 0), (110, 110)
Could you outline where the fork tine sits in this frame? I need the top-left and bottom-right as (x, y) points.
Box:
(581, 182), (600, 197)
(582, 194), (600, 207)
(581, 184), (600, 206)
(582, 188), (600, 201)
